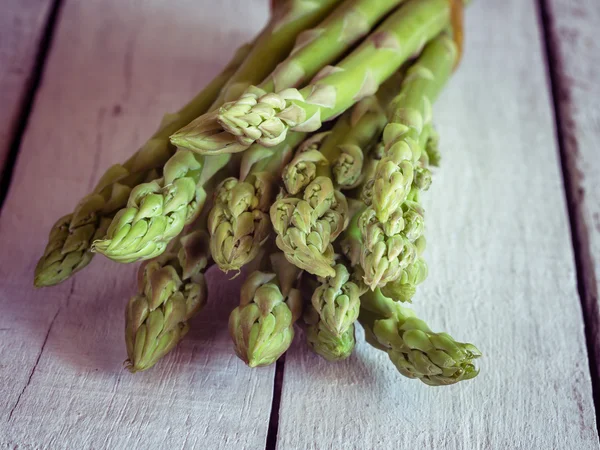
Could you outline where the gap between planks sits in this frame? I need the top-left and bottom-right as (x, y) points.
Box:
(537, 0), (600, 436)
(265, 355), (285, 450)
(0, 0), (65, 212)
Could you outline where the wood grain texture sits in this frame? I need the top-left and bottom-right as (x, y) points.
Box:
(544, 0), (600, 393)
(0, 0), (55, 173)
(0, 0), (276, 448)
(275, 1), (600, 449)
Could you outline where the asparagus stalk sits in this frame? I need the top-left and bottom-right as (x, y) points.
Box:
(33, 41), (253, 287)
(125, 229), (211, 373)
(302, 263), (361, 361)
(359, 288), (481, 386)
(353, 34), (456, 289)
(213, 0), (344, 105)
(270, 175), (348, 278)
(310, 263), (360, 337)
(124, 167), (228, 371)
(369, 34), (457, 222)
(92, 1), (341, 265)
(282, 96), (387, 195)
(91, 153), (231, 262)
(171, 0), (451, 155)
(229, 253), (303, 367)
(259, 0), (407, 93)
(305, 310), (355, 362)
(330, 97), (388, 189)
(209, 132), (305, 272)
(281, 131), (332, 195)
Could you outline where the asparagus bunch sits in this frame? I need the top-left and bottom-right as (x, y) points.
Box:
(34, 0), (482, 387)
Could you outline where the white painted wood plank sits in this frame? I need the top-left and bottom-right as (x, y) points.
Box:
(275, 1), (600, 449)
(0, 0), (54, 171)
(545, 0), (600, 376)
(0, 0), (276, 448)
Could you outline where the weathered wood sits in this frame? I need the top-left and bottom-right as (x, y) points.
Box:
(543, 0), (600, 408)
(0, 0), (55, 175)
(0, 0), (275, 448)
(275, 1), (600, 448)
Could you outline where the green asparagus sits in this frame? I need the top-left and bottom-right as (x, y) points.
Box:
(270, 176), (348, 278)
(359, 288), (480, 385)
(209, 132), (305, 272)
(171, 0), (451, 155)
(33, 42), (253, 287)
(91, 153), (231, 262)
(229, 253), (303, 367)
(125, 229), (211, 372)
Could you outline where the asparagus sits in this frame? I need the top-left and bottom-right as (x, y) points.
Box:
(282, 96), (386, 195)
(281, 131), (332, 195)
(229, 253), (303, 367)
(310, 263), (360, 337)
(305, 310), (355, 362)
(331, 97), (388, 189)
(303, 263), (361, 361)
(213, 0), (344, 105)
(359, 288), (481, 386)
(171, 0), (451, 155)
(259, 0), (407, 93)
(369, 34), (457, 222)
(92, 153), (231, 262)
(125, 229), (211, 372)
(353, 34), (456, 289)
(33, 42), (253, 287)
(209, 132), (305, 272)
(93, 0), (341, 264)
(270, 176), (348, 278)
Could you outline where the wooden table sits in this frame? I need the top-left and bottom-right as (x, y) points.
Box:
(1, 0), (599, 448)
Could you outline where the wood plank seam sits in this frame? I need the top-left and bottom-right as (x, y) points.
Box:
(0, 0), (65, 212)
(7, 307), (60, 421)
(265, 355), (285, 450)
(537, 0), (600, 435)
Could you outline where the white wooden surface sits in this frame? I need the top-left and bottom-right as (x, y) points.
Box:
(0, 0), (55, 171)
(0, 0), (277, 448)
(275, 1), (600, 448)
(1, 0), (599, 449)
(545, 0), (600, 367)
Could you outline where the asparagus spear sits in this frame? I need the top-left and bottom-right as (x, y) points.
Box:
(369, 33), (457, 222)
(270, 175), (348, 278)
(282, 96), (386, 195)
(302, 263), (361, 361)
(229, 253), (303, 367)
(33, 41), (254, 287)
(281, 131), (332, 195)
(209, 132), (305, 272)
(331, 97), (388, 189)
(354, 34), (456, 289)
(124, 167), (228, 371)
(359, 288), (481, 386)
(213, 0), (344, 105)
(125, 229), (211, 373)
(310, 263), (360, 337)
(259, 0), (407, 93)
(93, 0), (343, 265)
(305, 310), (356, 362)
(92, 153), (231, 262)
(171, 0), (451, 155)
